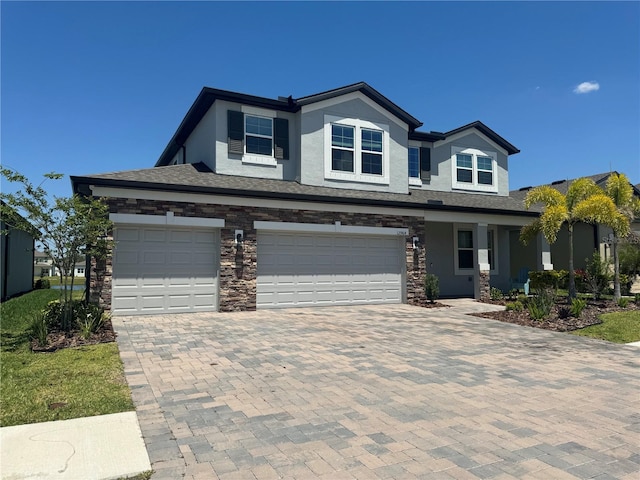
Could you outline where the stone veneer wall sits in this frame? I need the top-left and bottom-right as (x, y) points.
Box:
(91, 198), (428, 312)
(479, 271), (491, 301)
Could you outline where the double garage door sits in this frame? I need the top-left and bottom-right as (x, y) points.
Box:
(111, 225), (404, 314)
(256, 232), (404, 308)
(111, 225), (219, 315)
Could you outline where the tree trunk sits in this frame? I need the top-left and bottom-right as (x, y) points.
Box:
(568, 223), (576, 299)
(612, 238), (621, 301)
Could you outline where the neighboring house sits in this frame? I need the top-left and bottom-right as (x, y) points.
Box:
(510, 172), (640, 272)
(34, 251), (87, 278)
(1, 206), (35, 301)
(70, 82), (567, 315)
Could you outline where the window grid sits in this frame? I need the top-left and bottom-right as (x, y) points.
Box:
(408, 147), (420, 178)
(245, 115), (273, 156)
(361, 129), (382, 175)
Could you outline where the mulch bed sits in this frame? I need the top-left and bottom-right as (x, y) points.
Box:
(31, 319), (117, 352)
(476, 299), (640, 332)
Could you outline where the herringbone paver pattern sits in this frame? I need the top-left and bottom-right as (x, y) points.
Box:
(114, 302), (640, 479)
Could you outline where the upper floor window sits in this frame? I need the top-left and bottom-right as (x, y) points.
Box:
(324, 115), (390, 185)
(408, 147), (420, 178)
(408, 146), (431, 187)
(228, 109), (289, 165)
(245, 116), (273, 156)
(451, 146), (497, 192)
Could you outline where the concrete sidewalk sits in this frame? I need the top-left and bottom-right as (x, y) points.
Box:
(0, 411), (150, 480)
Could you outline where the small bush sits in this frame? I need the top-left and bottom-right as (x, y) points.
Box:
(527, 288), (556, 320)
(635, 293), (640, 304)
(529, 270), (565, 290)
(490, 287), (504, 301)
(570, 298), (587, 318)
(618, 297), (630, 308)
(507, 289), (519, 301)
(506, 301), (524, 312)
(584, 252), (611, 299)
(34, 278), (51, 290)
(30, 312), (48, 346)
(77, 308), (107, 339)
(424, 273), (439, 303)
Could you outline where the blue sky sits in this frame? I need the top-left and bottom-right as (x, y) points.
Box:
(2, 1), (639, 200)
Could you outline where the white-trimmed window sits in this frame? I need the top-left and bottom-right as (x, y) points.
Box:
(227, 108), (289, 165)
(408, 147), (420, 179)
(451, 146), (497, 192)
(324, 115), (390, 185)
(454, 225), (498, 274)
(245, 115), (273, 156)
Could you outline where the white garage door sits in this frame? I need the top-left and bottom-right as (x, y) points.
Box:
(257, 232), (404, 308)
(112, 225), (219, 315)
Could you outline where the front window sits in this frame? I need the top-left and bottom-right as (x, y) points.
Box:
(456, 154), (473, 183)
(324, 115), (390, 185)
(331, 124), (354, 172)
(457, 230), (474, 269)
(245, 115), (273, 156)
(477, 156), (493, 185)
(408, 147), (420, 178)
(451, 147), (498, 192)
(487, 230), (494, 271)
(361, 129), (383, 175)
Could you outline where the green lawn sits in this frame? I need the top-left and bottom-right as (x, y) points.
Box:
(35, 276), (86, 286)
(571, 310), (640, 343)
(0, 290), (134, 427)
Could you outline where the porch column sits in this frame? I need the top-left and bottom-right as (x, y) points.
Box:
(536, 234), (553, 271)
(474, 223), (491, 300)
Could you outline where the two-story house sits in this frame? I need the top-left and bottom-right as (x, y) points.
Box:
(72, 82), (553, 315)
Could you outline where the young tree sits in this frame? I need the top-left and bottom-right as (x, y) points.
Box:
(0, 167), (112, 331)
(520, 178), (622, 299)
(603, 173), (640, 301)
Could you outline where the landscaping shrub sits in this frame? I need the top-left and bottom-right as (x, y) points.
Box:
(570, 298), (587, 318)
(424, 273), (439, 303)
(506, 301), (524, 312)
(619, 274), (632, 296)
(75, 303), (107, 339)
(490, 287), (504, 301)
(583, 252), (611, 299)
(34, 278), (51, 290)
(529, 270), (567, 290)
(527, 288), (556, 320)
(635, 293), (640, 304)
(618, 297), (630, 308)
(30, 312), (48, 346)
(507, 289), (519, 301)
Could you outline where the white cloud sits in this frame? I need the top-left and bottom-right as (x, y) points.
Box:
(573, 81), (600, 94)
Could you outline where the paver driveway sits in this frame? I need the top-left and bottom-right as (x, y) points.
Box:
(114, 302), (640, 480)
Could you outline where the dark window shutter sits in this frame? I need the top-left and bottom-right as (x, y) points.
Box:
(228, 110), (244, 155)
(273, 118), (289, 160)
(420, 147), (431, 180)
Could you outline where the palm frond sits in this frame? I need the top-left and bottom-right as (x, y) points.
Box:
(566, 178), (602, 210)
(523, 186), (565, 209)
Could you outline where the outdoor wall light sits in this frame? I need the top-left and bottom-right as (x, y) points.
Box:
(235, 230), (244, 247)
(412, 236), (420, 250)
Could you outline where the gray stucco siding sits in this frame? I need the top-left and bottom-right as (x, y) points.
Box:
(185, 104), (216, 171)
(423, 131), (510, 196)
(425, 222), (474, 297)
(212, 100), (299, 181)
(300, 97), (409, 194)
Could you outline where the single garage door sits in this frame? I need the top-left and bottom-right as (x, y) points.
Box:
(112, 225), (219, 315)
(257, 232), (404, 308)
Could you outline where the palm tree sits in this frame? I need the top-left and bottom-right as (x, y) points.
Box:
(603, 173), (640, 301)
(520, 178), (621, 299)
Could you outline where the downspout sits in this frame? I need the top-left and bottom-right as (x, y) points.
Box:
(31, 237), (35, 292)
(1, 230), (8, 301)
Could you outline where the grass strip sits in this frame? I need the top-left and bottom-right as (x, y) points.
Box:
(1, 290), (133, 427)
(571, 310), (640, 343)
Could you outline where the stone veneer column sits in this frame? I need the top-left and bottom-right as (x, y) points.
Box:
(474, 223), (491, 301)
(218, 227), (257, 312)
(406, 221), (427, 306)
(90, 233), (113, 311)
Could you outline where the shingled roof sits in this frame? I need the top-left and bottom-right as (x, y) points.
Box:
(71, 163), (535, 217)
(510, 171), (640, 202)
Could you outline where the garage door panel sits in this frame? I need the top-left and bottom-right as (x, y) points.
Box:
(257, 231), (404, 308)
(112, 225), (219, 315)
